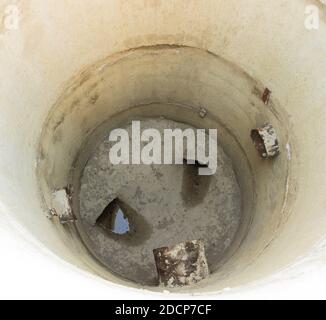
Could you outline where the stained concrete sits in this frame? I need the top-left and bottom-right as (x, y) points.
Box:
(2, 0), (324, 296)
(35, 45), (292, 291)
(78, 118), (241, 285)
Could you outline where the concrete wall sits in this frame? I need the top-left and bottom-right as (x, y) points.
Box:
(0, 0), (326, 298)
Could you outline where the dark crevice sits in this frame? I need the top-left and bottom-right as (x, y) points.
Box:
(96, 199), (130, 235)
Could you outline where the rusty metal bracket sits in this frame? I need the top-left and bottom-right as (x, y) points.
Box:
(262, 88), (272, 105)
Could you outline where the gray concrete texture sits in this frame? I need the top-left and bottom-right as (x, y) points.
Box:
(2, 0), (324, 294)
(78, 118), (241, 285)
(36, 45), (293, 291)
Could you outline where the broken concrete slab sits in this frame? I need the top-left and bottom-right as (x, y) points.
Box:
(51, 188), (76, 224)
(153, 240), (210, 288)
(251, 123), (280, 159)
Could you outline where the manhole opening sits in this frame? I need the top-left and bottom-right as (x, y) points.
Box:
(96, 199), (131, 235)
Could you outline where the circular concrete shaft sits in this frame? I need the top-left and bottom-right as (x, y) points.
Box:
(77, 118), (241, 285)
(36, 46), (292, 291)
(2, 1), (326, 298)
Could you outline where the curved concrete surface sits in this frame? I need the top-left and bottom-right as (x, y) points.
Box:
(0, 0), (326, 298)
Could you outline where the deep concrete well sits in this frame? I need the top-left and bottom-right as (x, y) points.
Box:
(0, 0), (326, 297)
(77, 117), (242, 286)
